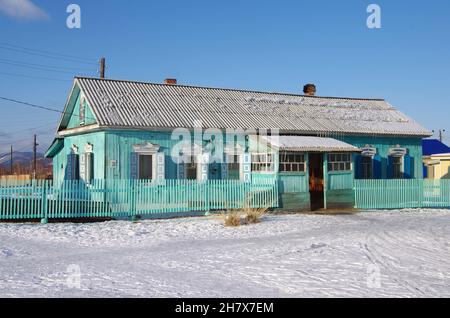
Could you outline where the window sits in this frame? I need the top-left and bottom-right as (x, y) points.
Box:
(391, 156), (403, 179)
(185, 156), (197, 180)
(226, 154), (240, 180)
(138, 155), (153, 180)
(251, 153), (275, 172)
(279, 152), (305, 173)
(361, 156), (373, 179)
(327, 153), (352, 172)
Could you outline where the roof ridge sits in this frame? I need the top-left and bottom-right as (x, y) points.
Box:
(74, 76), (386, 102)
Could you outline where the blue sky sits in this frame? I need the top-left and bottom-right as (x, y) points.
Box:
(0, 0), (449, 154)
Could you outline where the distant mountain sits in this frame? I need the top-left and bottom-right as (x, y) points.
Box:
(0, 152), (52, 169)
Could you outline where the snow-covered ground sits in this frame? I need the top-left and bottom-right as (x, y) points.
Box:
(1, 209), (450, 298)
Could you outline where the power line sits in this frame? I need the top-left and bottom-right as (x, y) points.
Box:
(0, 71), (71, 82)
(0, 59), (95, 75)
(0, 42), (97, 62)
(0, 58), (96, 72)
(0, 124), (56, 136)
(0, 42), (98, 65)
(0, 96), (65, 114)
(0, 96), (97, 121)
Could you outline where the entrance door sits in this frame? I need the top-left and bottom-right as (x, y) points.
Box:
(309, 153), (324, 210)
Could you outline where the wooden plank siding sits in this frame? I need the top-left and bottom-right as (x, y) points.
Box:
(341, 136), (423, 180)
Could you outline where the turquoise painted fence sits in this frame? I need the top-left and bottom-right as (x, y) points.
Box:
(354, 179), (450, 209)
(0, 178), (278, 221)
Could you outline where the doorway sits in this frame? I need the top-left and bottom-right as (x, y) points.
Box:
(309, 153), (324, 210)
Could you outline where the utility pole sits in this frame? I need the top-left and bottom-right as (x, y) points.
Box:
(32, 134), (38, 180)
(10, 146), (13, 175)
(439, 129), (446, 143)
(99, 57), (106, 78)
(432, 129), (447, 143)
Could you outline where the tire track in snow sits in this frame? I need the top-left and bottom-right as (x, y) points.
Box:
(363, 214), (450, 297)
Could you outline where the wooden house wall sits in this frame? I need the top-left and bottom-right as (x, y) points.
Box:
(52, 132), (106, 185)
(51, 126), (424, 211)
(104, 130), (248, 181)
(341, 136), (423, 179)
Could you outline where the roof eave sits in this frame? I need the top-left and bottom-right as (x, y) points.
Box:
(278, 147), (361, 153)
(45, 138), (64, 158)
(83, 124), (431, 138)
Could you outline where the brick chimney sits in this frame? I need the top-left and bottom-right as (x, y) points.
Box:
(303, 84), (316, 96)
(164, 78), (177, 85)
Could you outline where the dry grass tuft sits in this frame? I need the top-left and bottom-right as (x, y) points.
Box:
(222, 192), (274, 227)
(223, 210), (242, 227)
(243, 206), (270, 224)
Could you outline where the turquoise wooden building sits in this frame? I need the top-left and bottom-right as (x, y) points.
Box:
(45, 78), (431, 211)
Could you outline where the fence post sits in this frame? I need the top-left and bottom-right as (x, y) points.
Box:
(41, 181), (49, 224)
(419, 179), (424, 208)
(129, 180), (138, 222)
(205, 181), (211, 215)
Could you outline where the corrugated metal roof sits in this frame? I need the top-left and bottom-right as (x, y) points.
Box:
(73, 77), (431, 137)
(260, 136), (361, 153)
(422, 139), (450, 155)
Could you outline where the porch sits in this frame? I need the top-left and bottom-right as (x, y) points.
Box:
(258, 136), (360, 211)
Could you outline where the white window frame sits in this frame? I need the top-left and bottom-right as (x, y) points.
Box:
(388, 146), (407, 179)
(178, 143), (207, 181)
(224, 144), (244, 180)
(251, 153), (276, 173)
(328, 153), (352, 172)
(137, 154), (154, 180)
(391, 156), (404, 179)
(360, 156), (374, 179)
(225, 153), (241, 180)
(184, 155), (199, 180)
(279, 152), (306, 173)
(133, 142), (162, 181)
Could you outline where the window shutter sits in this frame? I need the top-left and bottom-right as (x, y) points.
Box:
(404, 154), (414, 179)
(355, 155), (361, 179)
(66, 153), (79, 180)
(177, 163), (186, 179)
(130, 152), (138, 179)
(221, 154), (228, 179)
(156, 153), (165, 180)
(221, 162), (228, 179)
(198, 153), (209, 181)
(242, 153), (251, 183)
(79, 153), (86, 181)
(86, 153), (94, 183)
(387, 156), (393, 179)
(66, 154), (73, 180)
(373, 155), (382, 179)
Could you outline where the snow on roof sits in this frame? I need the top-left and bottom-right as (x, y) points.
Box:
(261, 136), (361, 153)
(429, 153), (450, 157)
(71, 77), (432, 137)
